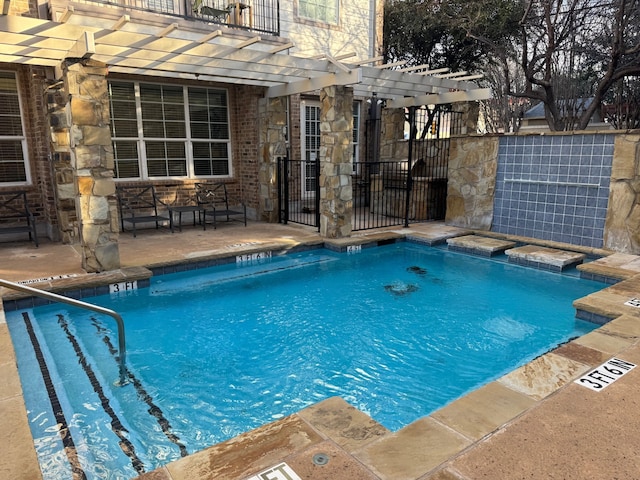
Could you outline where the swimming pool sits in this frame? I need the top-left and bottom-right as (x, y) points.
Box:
(6, 242), (605, 479)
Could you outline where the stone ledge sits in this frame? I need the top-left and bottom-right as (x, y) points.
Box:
(505, 245), (586, 271)
(447, 235), (516, 257)
(471, 229), (613, 258)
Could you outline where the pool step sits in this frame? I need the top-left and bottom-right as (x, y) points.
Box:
(446, 235), (516, 257)
(505, 245), (586, 272)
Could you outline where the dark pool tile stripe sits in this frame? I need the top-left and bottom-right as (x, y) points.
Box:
(56, 314), (145, 475)
(21, 312), (88, 480)
(91, 318), (189, 457)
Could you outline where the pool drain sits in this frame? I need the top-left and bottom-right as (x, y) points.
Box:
(312, 453), (329, 466)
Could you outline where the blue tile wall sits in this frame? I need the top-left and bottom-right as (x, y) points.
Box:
(492, 134), (613, 248)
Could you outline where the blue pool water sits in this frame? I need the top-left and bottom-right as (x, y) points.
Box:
(7, 242), (605, 479)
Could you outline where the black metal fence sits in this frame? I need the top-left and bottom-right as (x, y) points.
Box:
(278, 155), (319, 229)
(79, 0), (280, 36)
(278, 108), (462, 231)
(351, 107), (462, 230)
(351, 159), (448, 230)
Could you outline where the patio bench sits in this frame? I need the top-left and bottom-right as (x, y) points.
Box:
(0, 190), (39, 247)
(116, 185), (173, 237)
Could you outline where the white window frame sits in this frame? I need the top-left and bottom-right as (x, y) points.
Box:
(352, 100), (360, 168)
(109, 80), (232, 181)
(298, 0), (339, 24)
(300, 99), (321, 196)
(0, 70), (31, 186)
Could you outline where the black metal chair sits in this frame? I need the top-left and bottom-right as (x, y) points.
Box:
(116, 185), (173, 237)
(0, 190), (38, 247)
(195, 182), (247, 229)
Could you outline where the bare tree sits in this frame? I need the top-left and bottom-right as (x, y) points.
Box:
(516, 0), (639, 130)
(458, 0), (640, 131)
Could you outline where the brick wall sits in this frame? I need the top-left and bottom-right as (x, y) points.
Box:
(0, 65), (61, 241)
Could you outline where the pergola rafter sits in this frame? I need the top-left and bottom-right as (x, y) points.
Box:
(0, 13), (491, 106)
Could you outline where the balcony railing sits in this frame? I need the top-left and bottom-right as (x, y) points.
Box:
(77, 0), (280, 36)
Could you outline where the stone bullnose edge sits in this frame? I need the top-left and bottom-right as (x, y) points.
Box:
(0, 266), (152, 302)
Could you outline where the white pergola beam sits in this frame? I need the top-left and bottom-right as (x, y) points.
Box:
(236, 36), (261, 49)
(65, 31), (95, 59)
(418, 68), (450, 76)
(375, 60), (407, 69)
(325, 54), (351, 73)
(58, 6), (74, 23)
(348, 55), (383, 66)
(387, 88), (493, 108)
(112, 15), (130, 31)
(398, 64), (430, 72)
(269, 42), (294, 54)
(435, 71), (468, 78)
(265, 69), (363, 98)
(198, 30), (222, 43)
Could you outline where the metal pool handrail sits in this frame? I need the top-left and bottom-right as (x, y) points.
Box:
(0, 278), (127, 386)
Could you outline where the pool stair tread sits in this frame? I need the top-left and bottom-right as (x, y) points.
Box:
(446, 235), (517, 257)
(505, 245), (586, 271)
(401, 225), (474, 246)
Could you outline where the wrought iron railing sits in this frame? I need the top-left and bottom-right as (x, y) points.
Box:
(75, 0), (280, 36)
(0, 278), (128, 386)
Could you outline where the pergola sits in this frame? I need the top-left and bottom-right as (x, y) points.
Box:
(0, 10), (491, 107)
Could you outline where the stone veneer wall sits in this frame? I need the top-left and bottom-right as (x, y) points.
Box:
(446, 132), (640, 254)
(604, 134), (640, 253)
(63, 60), (120, 272)
(446, 136), (499, 230)
(257, 96), (288, 222)
(319, 85), (353, 238)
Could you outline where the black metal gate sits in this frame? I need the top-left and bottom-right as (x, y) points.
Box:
(352, 105), (462, 230)
(278, 106), (462, 231)
(278, 154), (320, 229)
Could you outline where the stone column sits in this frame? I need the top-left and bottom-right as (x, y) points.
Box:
(257, 96), (288, 222)
(380, 107), (406, 160)
(63, 59), (120, 272)
(319, 85), (353, 238)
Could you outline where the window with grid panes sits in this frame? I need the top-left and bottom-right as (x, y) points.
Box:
(0, 71), (29, 184)
(108, 80), (231, 179)
(299, 0), (338, 24)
